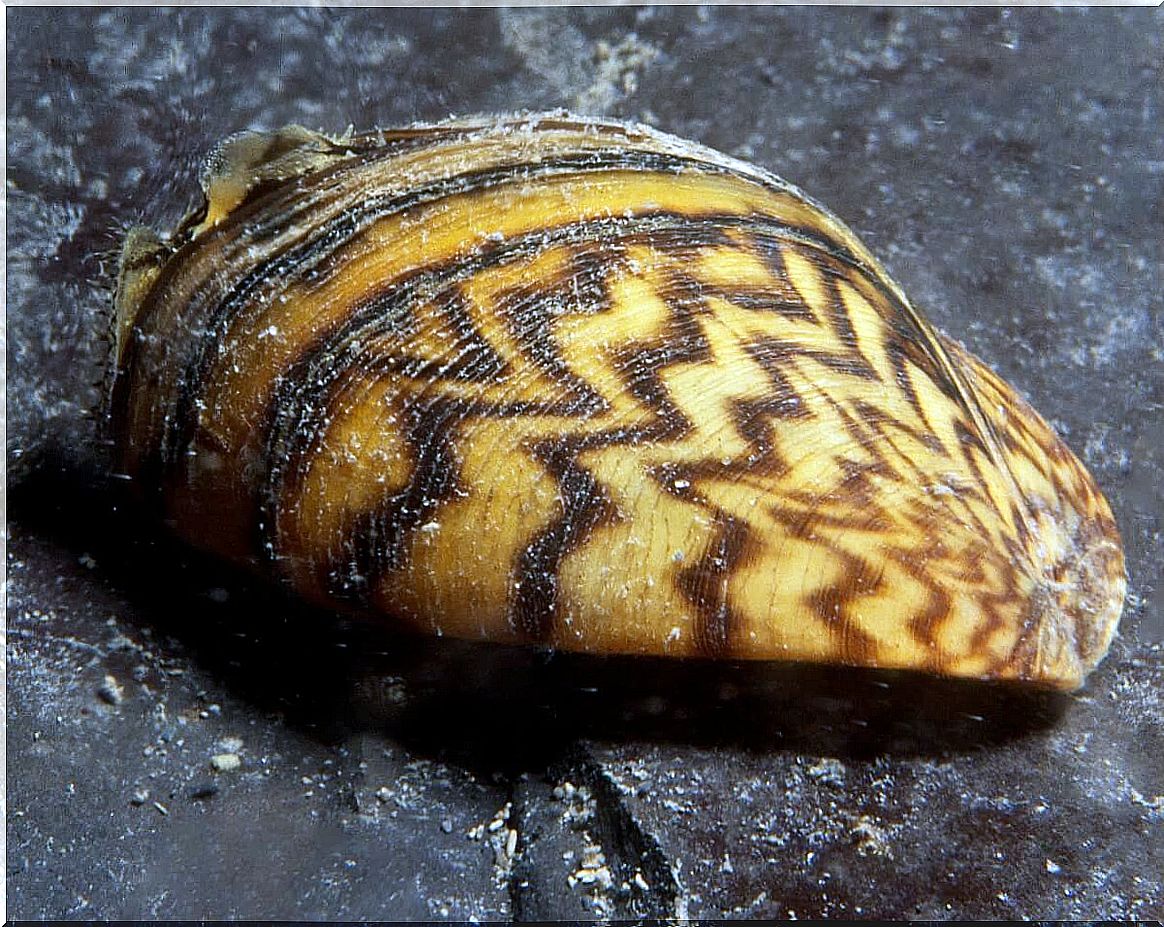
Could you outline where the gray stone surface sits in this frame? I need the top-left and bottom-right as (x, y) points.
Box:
(6, 7), (1161, 920)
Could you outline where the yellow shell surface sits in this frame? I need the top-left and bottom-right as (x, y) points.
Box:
(110, 113), (1126, 690)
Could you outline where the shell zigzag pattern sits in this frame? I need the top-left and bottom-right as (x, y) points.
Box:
(110, 113), (1126, 690)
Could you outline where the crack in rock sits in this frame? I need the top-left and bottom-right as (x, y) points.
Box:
(510, 745), (679, 920)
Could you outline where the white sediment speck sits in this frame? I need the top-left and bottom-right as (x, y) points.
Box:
(210, 753), (241, 772)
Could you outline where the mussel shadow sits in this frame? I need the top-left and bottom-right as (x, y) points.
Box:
(10, 463), (1071, 776)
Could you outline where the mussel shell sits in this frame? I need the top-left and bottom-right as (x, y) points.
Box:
(110, 113), (1125, 690)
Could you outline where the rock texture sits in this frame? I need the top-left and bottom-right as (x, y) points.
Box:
(7, 7), (1161, 919)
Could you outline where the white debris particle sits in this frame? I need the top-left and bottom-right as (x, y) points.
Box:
(580, 843), (605, 868)
(210, 753), (240, 773)
(556, 781), (595, 827)
(97, 674), (123, 706)
(477, 802), (518, 886)
(850, 815), (893, 858)
(572, 865), (613, 887)
(1130, 788), (1164, 819)
(553, 782), (577, 801)
(554, 783), (617, 914)
(1046, 858), (1062, 874)
(806, 757), (846, 787)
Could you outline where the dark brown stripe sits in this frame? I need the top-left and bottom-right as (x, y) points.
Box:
(747, 332), (881, 382)
(491, 245), (617, 414)
(676, 515), (756, 658)
(728, 393), (800, 474)
(750, 226), (865, 278)
(610, 303), (713, 428)
(806, 583), (877, 667)
(742, 338), (817, 422)
(904, 581), (954, 668)
(339, 397), (471, 603)
(824, 398), (935, 504)
(509, 443), (621, 642)
(847, 398), (948, 466)
(710, 288), (820, 322)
